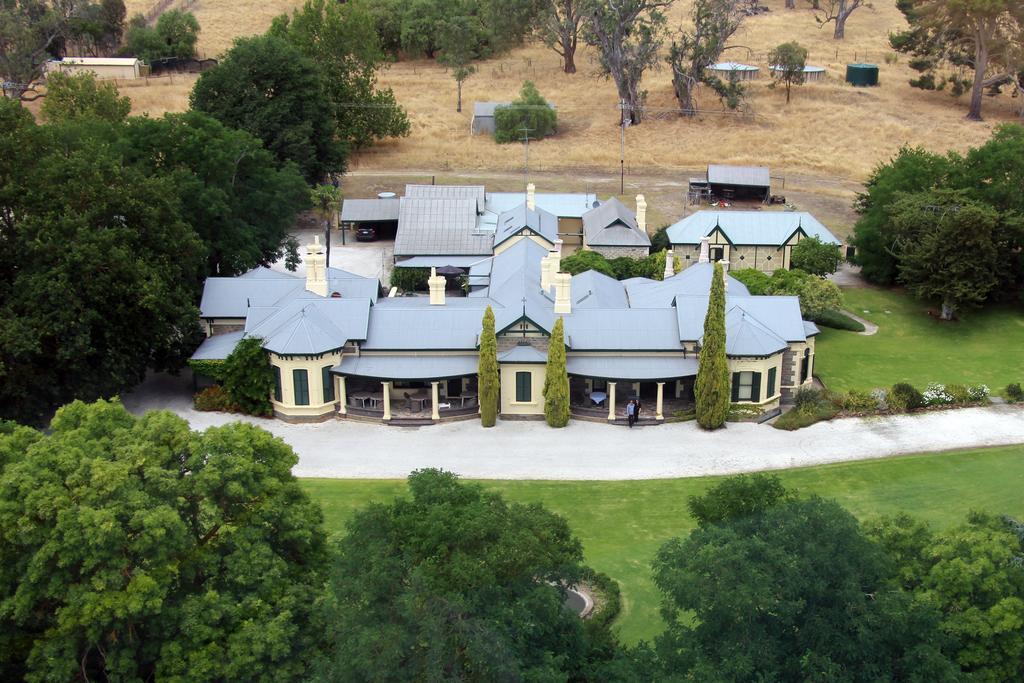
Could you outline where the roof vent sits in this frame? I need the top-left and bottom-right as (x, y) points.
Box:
(378, 191), (397, 199)
(330, 291), (342, 298)
(592, 199), (600, 208)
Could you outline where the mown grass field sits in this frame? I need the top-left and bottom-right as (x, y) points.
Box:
(815, 288), (1024, 395)
(301, 445), (1024, 644)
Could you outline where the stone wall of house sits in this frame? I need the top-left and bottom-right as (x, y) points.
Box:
(591, 245), (649, 259)
(729, 245), (784, 273)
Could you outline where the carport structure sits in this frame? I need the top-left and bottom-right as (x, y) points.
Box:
(340, 197), (400, 240)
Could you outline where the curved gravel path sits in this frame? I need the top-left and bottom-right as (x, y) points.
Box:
(123, 373), (1024, 481)
(841, 310), (879, 335)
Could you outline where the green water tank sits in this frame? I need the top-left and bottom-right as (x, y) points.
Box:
(845, 63), (879, 86)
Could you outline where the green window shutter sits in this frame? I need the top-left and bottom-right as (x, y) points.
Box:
(767, 367), (777, 397)
(293, 369), (309, 405)
(322, 365), (334, 403)
(751, 372), (761, 403)
(800, 349), (810, 383)
(731, 372), (740, 402)
(516, 371), (532, 402)
(273, 366), (282, 402)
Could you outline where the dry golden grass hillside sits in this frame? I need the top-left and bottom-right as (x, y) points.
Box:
(120, 0), (1023, 184)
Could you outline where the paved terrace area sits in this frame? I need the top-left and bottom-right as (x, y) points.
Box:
(123, 373), (1024, 481)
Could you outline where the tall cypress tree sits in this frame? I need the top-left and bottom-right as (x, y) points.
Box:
(695, 262), (731, 429)
(478, 306), (500, 427)
(543, 318), (570, 428)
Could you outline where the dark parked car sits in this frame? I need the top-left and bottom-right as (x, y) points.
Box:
(356, 226), (377, 242)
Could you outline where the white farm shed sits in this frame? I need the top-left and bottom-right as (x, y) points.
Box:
(49, 57), (143, 80)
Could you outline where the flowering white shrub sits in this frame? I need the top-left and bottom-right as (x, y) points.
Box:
(922, 383), (954, 406)
(967, 384), (990, 402)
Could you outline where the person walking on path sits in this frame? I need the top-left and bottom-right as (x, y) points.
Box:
(627, 400), (636, 428)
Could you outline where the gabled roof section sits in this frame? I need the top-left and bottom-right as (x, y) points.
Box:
(493, 204), (559, 248)
(244, 298), (371, 355)
(582, 197), (651, 247)
(666, 211), (841, 247)
(498, 344), (548, 363)
(200, 268), (304, 318)
(676, 294), (808, 347)
(720, 306), (789, 356)
(190, 331), (244, 361)
(361, 307), (485, 350)
(393, 197), (492, 257)
(564, 309), (681, 350)
(625, 263), (750, 308)
(707, 164), (770, 187)
(486, 192), (599, 219)
(571, 270), (628, 309)
(340, 198), (400, 222)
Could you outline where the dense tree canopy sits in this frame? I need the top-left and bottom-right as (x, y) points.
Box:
(0, 399), (329, 681)
(790, 234), (840, 275)
(768, 40), (808, 103)
(652, 477), (960, 681)
(666, 0), (744, 116)
(40, 69), (130, 123)
(191, 34), (344, 182)
(123, 9), (199, 62)
(318, 468), (607, 680)
(269, 0), (410, 150)
(730, 267), (843, 322)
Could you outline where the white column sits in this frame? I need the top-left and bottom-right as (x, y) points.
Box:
(382, 381), (392, 421)
(338, 375), (347, 415)
(431, 381), (440, 420)
(656, 382), (664, 420)
(607, 382), (616, 421)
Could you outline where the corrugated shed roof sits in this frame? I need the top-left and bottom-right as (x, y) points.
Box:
(665, 210), (841, 246)
(571, 271), (628, 309)
(707, 164), (771, 187)
(498, 345), (548, 363)
(405, 184), (485, 209)
(340, 198), (400, 222)
(582, 197), (651, 247)
(472, 102), (506, 117)
(200, 269), (304, 318)
(335, 354), (479, 380)
(493, 204), (559, 248)
(564, 309), (681, 350)
(566, 355), (698, 380)
(487, 192), (598, 219)
(393, 197), (492, 257)
(361, 308), (484, 350)
(58, 57), (140, 66)
(190, 331), (244, 361)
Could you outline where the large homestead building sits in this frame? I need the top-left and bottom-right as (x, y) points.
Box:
(193, 201), (819, 424)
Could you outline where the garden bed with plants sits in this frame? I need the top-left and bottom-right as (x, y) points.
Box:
(773, 381), (1007, 431)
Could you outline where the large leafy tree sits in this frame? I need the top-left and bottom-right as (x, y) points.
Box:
(652, 478), (960, 681)
(120, 111), (309, 276)
(269, 0), (409, 150)
(123, 9), (200, 62)
(768, 40), (808, 103)
(888, 190), (1002, 320)
(539, 0), (588, 73)
(543, 317), (570, 427)
(220, 336), (274, 416)
(851, 146), (952, 284)
(478, 305), (499, 426)
(790, 235), (839, 275)
(867, 512), (1024, 682)
(0, 0), (84, 99)
(191, 34), (344, 182)
(437, 13), (479, 113)
(666, 0), (743, 116)
(318, 468), (604, 680)
(0, 102), (204, 424)
(695, 262), (730, 429)
(39, 69), (130, 122)
(586, 0), (671, 125)
(0, 399), (330, 681)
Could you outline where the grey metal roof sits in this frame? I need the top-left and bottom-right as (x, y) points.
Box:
(707, 164), (771, 187)
(340, 198), (400, 222)
(803, 320), (820, 337)
(566, 355), (698, 380)
(393, 197), (493, 257)
(720, 307), (789, 356)
(245, 298), (371, 355)
(361, 307), (484, 350)
(191, 331), (244, 361)
(200, 268), (304, 318)
(405, 184), (485, 210)
(564, 309), (681, 350)
(335, 354), (479, 380)
(675, 295), (809, 348)
(394, 256), (490, 269)
(625, 263), (750, 307)
(493, 204), (559, 248)
(571, 270), (628, 309)
(486, 192), (598, 219)
(498, 345), (548, 363)
(582, 197), (651, 247)
(666, 210), (841, 246)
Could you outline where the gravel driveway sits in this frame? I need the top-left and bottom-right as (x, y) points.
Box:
(123, 372), (1024, 481)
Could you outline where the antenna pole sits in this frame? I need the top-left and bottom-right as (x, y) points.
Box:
(519, 124), (534, 193)
(619, 99), (627, 195)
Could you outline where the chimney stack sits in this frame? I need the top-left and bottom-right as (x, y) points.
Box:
(526, 182), (536, 210)
(553, 272), (572, 314)
(720, 260), (730, 291)
(428, 267), (446, 305)
(540, 255), (554, 291)
(305, 235), (328, 296)
(635, 194), (647, 234)
(663, 249), (675, 279)
(698, 237), (710, 264)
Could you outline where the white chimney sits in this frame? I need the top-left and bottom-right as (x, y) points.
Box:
(428, 267), (446, 305)
(636, 194), (647, 234)
(663, 249), (675, 279)
(720, 260), (730, 291)
(305, 235), (328, 296)
(698, 237), (710, 264)
(553, 272), (572, 314)
(540, 255), (554, 291)
(526, 182), (536, 210)
(550, 239), (563, 272)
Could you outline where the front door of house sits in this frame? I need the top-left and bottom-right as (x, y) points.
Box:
(710, 247), (724, 262)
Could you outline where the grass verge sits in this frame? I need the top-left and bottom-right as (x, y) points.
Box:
(301, 444), (1024, 644)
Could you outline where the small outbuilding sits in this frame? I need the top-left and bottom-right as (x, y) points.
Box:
(471, 102), (505, 135)
(48, 57), (142, 80)
(340, 196), (400, 240)
(706, 164), (771, 202)
(706, 62), (760, 81)
(770, 65), (826, 82)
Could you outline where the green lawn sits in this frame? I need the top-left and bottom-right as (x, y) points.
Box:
(815, 287), (1024, 394)
(302, 445), (1024, 644)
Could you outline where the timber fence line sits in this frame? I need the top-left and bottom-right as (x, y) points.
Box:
(142, 0), (197, 25)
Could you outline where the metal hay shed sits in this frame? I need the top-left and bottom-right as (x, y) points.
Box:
(706, 164), (771, 202)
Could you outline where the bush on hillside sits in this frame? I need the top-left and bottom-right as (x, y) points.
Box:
(494, 81), (557, 143)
